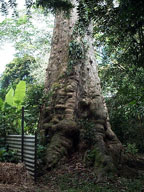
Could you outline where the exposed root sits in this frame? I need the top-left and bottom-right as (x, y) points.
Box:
(45, 133), (72, 168)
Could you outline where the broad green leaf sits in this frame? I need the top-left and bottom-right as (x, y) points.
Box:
(0, 98), (4, 110)
(5, 88), (14, 106)
(14, 81), (26, 109)
(129, 100), (136, 105)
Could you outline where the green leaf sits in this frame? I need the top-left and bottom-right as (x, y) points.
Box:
(129, 100), (136, 105)
(16, 15), (28, 25)
(5, 88), (14, 106)
(0, 98), (4, 110)
(14, 81), (26, 109)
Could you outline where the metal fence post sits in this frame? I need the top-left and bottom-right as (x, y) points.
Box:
(34, 132), (37, 182)
(21, 107), (24, 162)
(3, 112), (7, 148)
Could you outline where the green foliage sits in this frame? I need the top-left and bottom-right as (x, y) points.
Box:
(66, 3), (89, 74)
(0, 0), (74, 15)
(69, 40), (85, 62)
(0, 81), (44, 136)
(84, 148), (100, 167)
(13, 81), (26, 109)
(5, 80), (26, 109)
(101, 64), (144, 152)
(0, 147), (19, 163)
(0, 8), (53, 85)
(0, 81), (26, 135)
(76, 1), (90, 33)
(0, 55), (34, 91)
(24, 84), (44, 134)
(0, 9), (51, 134)
(125, 143), (138, 155)
(0, 80), (44, 135)
(16, 15), (28, 25)
(87, 0), (144, 153)
(67, 39), (87, 74)
(83, 0), (144, 68)
(0, 103), (22, 135)
(37, 143), (46, 161)
(80, 119), (95, 146)
(5, 87), (14, 107)
(36, 0), (73, 14)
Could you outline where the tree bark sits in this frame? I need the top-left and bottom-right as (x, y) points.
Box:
(39, 0), (124, 180)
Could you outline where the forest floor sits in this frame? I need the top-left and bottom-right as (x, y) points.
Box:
(0, 154), (144, 192)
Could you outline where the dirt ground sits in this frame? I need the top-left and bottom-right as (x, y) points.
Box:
(0, 154), (144, 192)
(0, 155), (97, 192)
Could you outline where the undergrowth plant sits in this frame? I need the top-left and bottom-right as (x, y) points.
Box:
(0, 81), (26, 135)
(0, 147), (19, 163)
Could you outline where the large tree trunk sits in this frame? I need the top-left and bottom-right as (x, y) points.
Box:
(39, 0), (124, 180)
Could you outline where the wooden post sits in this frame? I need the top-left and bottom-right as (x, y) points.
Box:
(21, 107), (24, 162)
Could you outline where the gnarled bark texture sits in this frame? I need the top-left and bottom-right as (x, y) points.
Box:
(39, 0), (124, 179)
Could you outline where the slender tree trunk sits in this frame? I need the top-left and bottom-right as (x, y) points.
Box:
(39, 0), (125, 180)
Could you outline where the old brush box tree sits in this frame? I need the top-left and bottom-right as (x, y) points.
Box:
(38, 0), (144, 181)
(1, 0), (144, 182)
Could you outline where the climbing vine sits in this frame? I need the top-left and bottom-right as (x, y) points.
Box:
(67, 34), (88, 74)
(66, 1), (90, 74)
(67, 40), (87, 73)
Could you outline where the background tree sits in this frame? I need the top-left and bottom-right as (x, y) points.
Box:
(0, 55), (34, 89)
(0, 7), (54, 134)
(83, 0), (144, 153)
(0, 8), (54, 83)
(99, 53), (144, 153)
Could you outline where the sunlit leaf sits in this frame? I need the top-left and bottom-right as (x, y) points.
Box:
(14, 81), (26, 109)
(0, 98), (4, 110)
(5, 88), (14, 106)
